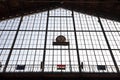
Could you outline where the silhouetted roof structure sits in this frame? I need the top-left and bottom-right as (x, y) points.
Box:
(0, 0), (120, 21)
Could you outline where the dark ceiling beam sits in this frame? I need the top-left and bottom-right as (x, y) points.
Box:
(0, 0), (120, 22)
(0, 72), (120, 80)
(61, 1), (120, 21)
(23, 0), (119, 3)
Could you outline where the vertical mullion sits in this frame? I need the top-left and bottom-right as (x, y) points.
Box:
(42, 9), (49, 72)
(106, 20), (119, 50)
(60, 8), (62, 72)
(85, 15), (98, 72)
(106, 20), (120, 72)
(78, 13), (91, 72)
(32, 14), (41, 71)
(113, 22), (120, 65)
(3, 16), (23, 72)
(14, 16), (30, 72)
(66, 10), (72, 72)
(7, 19), (16, 71)
(72, 10), (81, 72)
(26, 15), (35, 72)
(106, 20), (119, 48)
(68, 45), (72, 72)
(52, 11), (55, 72)
(30, 15), (37, 71)
(98, 17), (119, 73)
(91, 17), (109, 72)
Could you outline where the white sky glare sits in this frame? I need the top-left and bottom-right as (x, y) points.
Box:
(0, 8), (120, 73)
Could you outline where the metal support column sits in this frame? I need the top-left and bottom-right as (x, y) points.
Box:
(42, 9), (49, 72)
(98, 17), (119, 73)
(72, 10), (81, 72)
(3, 16), (23, 72)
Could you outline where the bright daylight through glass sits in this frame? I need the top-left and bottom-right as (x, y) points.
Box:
(0, 8), (120, 73)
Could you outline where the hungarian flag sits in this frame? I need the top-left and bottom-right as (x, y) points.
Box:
(57, 64), (66, 70)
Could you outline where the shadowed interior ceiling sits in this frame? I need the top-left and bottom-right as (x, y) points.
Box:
(0, 0), (120, 21)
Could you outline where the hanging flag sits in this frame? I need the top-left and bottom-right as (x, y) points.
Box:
(16, 65), (25, 70)
(57, 64), (66, 70)
(0, 62), (2, 68)
(41, 62), (43, 69)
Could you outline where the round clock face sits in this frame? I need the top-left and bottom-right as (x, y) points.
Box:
(56, 35), (66, 42)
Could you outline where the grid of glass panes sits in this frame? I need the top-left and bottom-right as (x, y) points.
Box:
(44, 8), (79, 72)
(6, 12), (47, 72)
(0, 8), (120, 73)
(74, 11), (116, 72)
(100, 18), (120, 71)
(0, 18), (20, 72)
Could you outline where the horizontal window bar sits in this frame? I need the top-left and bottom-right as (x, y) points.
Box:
(0, 48), (120, 50)
(49, 16), (72, 17)
(1, 30), (120, 32)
